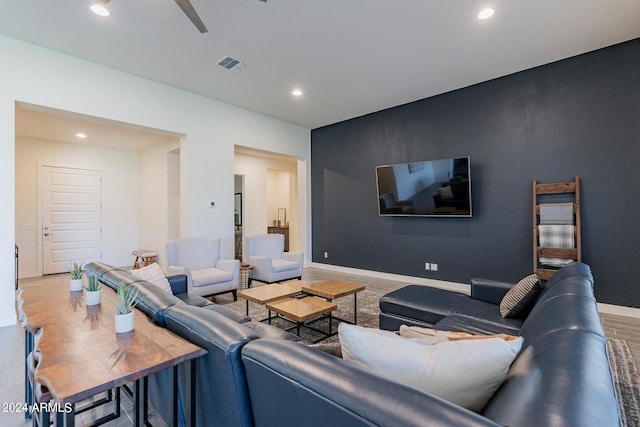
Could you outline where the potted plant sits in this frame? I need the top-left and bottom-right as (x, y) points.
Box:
(110, 282), (138, 333)
(84, 275), (102, 306)
(67, 261), (85, 291)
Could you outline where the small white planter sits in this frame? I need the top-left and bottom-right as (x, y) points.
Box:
(85, 289), (102, 306)
(114, 311), (135, 334)
(70, 278), (84, 292)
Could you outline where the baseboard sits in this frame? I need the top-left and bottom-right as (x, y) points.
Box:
(310, 262), (640, 318)
(309, 262), (470, 294)
(597, 303), (640, 319)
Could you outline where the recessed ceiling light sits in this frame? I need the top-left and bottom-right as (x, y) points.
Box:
(76, 133), (87, 139)
(292, 89), (303, 97)
(91, 0), (110, 17)
(477, 8), (495, 20)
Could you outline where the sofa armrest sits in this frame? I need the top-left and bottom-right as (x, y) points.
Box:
(216, 259), (240, 276)
(167, 274), (188, 295)
(470, 278), (515, 305)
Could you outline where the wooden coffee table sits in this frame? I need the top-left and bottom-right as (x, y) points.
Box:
(266, 296), (337, 340)
(302, 280), (365, 324)
(237, 281), (304, 316)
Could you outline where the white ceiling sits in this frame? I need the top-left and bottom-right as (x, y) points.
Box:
(15, 103), (179, 151)
(2, 0), (640, 130)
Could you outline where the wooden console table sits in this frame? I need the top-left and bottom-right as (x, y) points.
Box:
(18, 282), (207, 426)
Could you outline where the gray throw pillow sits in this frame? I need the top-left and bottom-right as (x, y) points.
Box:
(499, 274), (541, 318)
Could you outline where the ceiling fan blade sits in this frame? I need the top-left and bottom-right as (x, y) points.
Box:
(173, 0), (208, 33)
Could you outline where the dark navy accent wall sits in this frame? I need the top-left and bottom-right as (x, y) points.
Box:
(311, 39), (640, 307)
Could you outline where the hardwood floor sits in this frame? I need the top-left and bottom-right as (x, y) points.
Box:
(2, 266), (638, 426)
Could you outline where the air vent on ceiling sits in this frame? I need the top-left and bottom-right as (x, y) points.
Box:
(218, 56), (247, 73)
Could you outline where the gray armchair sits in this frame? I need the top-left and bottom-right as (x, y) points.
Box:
(245, 234), (303, 285)
(166, 237), (239, 300)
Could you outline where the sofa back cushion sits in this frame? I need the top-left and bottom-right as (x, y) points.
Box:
(130, 281), (184, 326)
(242, 339), (502, 427)
(97, 268), (134, 291)
(156, 305), (258, 427)
(538, 262), (593, 296)
(482, 330), (621, 427)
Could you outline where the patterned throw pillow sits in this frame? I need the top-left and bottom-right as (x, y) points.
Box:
(499, 274), (541, 318)
(130, 262), (173, 293)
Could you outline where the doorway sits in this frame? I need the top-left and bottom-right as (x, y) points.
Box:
(234, 147), (303, 260)
(41, 165), (102, 274)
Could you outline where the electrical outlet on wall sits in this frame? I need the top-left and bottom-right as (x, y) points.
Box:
(430, 263), (438, 271)
(425, 262), (431, 271)
(324, 252), (328, 259)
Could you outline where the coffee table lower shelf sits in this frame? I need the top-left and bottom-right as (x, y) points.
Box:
(266, 297), (337, 343)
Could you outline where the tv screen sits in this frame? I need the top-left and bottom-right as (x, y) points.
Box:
(376, 156), (472, 217)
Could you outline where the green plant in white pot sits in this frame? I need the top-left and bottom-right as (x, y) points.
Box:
(67, 261), (85, 292)
(110, 282), (138, 334)
(84, 275), (102, 306)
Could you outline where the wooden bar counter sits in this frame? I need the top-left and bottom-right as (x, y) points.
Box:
(18, 281), (206, 425)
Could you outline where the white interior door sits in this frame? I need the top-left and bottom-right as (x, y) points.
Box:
(42, 166), (102, 275)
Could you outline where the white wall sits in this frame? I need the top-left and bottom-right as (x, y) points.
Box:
(138, 138), (180, 266)
(15, 136), (140, 276)
(0, 35), (311, 327)
(267, 170), (291, 226)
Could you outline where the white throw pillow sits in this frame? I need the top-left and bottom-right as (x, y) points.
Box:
(130, 263), (173, 293)
(339, 323), (523, 412)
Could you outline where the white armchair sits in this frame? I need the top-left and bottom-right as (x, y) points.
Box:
(166, 237), (239, 300)
(245, 234), (304, 285)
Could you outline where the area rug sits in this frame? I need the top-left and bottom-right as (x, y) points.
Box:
(226, 287), (381, 343)
(224, 286), (640, 425)
(608, 338), (640, 427)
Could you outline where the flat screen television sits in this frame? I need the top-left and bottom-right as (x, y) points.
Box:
(375, 156), (472, 217)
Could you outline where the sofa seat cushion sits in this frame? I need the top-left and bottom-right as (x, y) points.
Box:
(447, 299), (523, 335)
(338, 324), (523, 412)
(435, 314), (522, 336)
(379, 285), (470, 326)
(271, 258), (300, 273)
(191, 268), (233, 287)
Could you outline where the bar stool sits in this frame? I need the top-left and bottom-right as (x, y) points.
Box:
(132, 250), (158, 269)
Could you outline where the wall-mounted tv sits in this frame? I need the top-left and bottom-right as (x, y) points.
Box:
(375, 156), (472, 217)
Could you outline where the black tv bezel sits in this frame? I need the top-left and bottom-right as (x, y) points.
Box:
(375, 156), (472, 218)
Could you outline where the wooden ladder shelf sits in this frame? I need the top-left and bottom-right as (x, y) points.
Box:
(533, 176), (582, 280)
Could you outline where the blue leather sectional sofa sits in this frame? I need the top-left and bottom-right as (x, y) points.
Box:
(86, 261), (622, 427)
(379, 262), (622, 426)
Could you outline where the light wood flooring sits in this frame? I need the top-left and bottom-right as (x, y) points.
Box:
(2, 266), (639, 426)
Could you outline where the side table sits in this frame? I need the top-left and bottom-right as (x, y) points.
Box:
(239, 264), (255, 288)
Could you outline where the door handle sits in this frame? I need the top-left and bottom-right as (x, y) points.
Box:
(44, 233), (50, 237)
